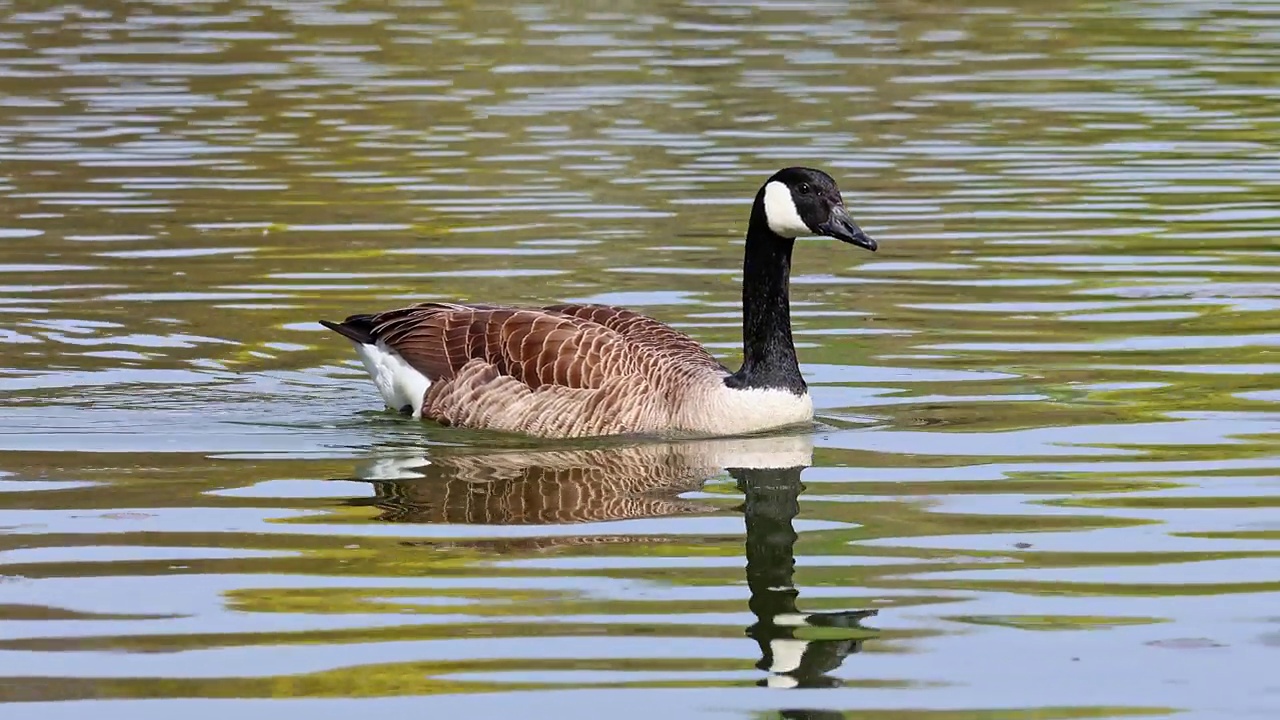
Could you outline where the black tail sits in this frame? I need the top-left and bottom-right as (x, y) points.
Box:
(319, 315), (378, 345)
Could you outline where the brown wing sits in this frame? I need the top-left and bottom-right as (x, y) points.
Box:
(543, 303), (726, 373)
(330, 302), (724, 436)
(359, 302), (629, 390)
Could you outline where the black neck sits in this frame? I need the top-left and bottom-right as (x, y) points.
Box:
(725, 202), (806, 394)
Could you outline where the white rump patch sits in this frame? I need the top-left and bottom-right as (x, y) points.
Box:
(762, 180), (811, 238)
(352, 340), (431, 417)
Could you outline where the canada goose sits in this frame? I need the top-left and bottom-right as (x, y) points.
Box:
(320, 167), (878, 438)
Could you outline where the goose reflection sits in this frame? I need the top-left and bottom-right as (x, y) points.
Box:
(345, 434), (877, 688)
(733, 464), (878, 689)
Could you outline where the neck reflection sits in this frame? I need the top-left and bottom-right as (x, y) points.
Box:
(733, 465), (877, 689)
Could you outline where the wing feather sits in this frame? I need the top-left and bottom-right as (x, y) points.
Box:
(543, 303), (726, 372)
(336, 301), (726, 436)
(358, 302), (632, 391)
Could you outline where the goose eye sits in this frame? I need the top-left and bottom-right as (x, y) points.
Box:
(797, 183), (811, 195)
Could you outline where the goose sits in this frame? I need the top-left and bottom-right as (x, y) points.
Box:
(320, 166), (878, 438)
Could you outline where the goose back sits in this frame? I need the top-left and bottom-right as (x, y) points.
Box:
(544, 303), (726, 373)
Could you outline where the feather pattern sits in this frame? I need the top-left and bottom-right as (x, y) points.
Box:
(330, 301), (745, 437)
(543, 303), (727, 374)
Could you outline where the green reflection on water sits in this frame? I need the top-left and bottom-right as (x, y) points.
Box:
(0, 0), (1277, 716)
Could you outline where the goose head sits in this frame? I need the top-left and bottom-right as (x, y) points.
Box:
(758, 167), (877, 251)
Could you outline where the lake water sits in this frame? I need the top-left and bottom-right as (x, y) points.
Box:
(1, 1), (1278, 718)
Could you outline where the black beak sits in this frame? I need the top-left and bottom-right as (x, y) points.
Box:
(817, 205), (877, 251)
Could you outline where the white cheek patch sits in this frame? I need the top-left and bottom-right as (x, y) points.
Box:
(762, 181), (812, 238)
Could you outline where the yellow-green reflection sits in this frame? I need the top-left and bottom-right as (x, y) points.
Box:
(0, 0), (1276, 717)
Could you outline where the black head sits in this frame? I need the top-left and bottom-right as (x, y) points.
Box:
(755, 167), (876, 251)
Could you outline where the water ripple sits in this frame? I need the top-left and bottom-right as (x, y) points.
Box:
(0, 0), (1277, 717)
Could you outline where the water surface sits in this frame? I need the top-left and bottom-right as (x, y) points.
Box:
(1, 0), (1278, 718)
